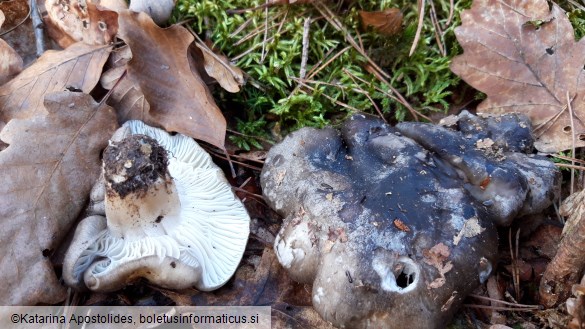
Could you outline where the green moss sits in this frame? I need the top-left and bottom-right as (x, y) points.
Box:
(174, 0), (472, 149)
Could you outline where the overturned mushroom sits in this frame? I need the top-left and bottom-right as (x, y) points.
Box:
(64, 120), (250, 291)
(261, 112), (559, 329)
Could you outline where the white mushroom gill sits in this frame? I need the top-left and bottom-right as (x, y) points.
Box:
(65, 120), (250, 292)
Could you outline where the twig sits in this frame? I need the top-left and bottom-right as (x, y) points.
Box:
(367, 68), (433, 122)
(306, 45), (349, 80)
(445, 0), (455, 27)
(224, 149), (237, 178)
(567, 0), (585, 11)
(313, 1), (424, 120)
(568, 91), (577, 195)
(342, 68), (405, 111)
(286, 45), (344, 102)
(232, 186), (267, 204)
(226, 128), (273, 145)
(463, 304), (541, 311)
(554, 153), (585, 165)
(428, 0), (446, 56)
(293, 79), (362, 113)
(469, 294), (542, 308)
(555, 163), (585, 170)
(410, 0), (426, 57)
(232, 35), (276, 61)
(299, 16), (311, 80)
(203, 146), (263, 172)
(514, 228), (520, 300)
(229, 16), (254, 37)
(509, 228), (521, 302)
(260, 0), (269, 63)
(342, 68), (386, 123)
(29, 0), (45, 56)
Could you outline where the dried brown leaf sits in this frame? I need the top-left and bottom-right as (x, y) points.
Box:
(0, 42), (111, 125)
(423, 243), (453, 289)
(358, 8), (403, 36)
(115, 10), (226, 149)
(451, 0), (585, 153)
(44, 0), (118, 48)
(193, 43), (244, 93)
(0, 91), (117, 305)
(0, 10), (23, 86)
(0, 1), (28, 31)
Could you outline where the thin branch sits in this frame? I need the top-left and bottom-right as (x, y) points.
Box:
(428, 0), (446, 56)
(343, 68), (387, 123)
(568, 91), (577, 195)
(260, 0), (269, 62)
(293, 79), (362, 113)
(299, 16), (312, 79)
(30, 0), (45, 56)
(468, 294), (542, 308)
(410, 0), (426, 56)
(445, 0), (455, 27)
(463, 304), (541, 312)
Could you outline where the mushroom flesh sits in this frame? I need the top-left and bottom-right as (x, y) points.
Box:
(64, 120), (250, 292)
(261, 112), (559, 328)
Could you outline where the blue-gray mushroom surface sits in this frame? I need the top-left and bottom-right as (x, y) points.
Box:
(260, 112), (559, 329)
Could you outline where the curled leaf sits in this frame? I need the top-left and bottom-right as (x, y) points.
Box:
(115, 10), (226, 149)
(194, 43), (245, 93)
(359, 8), (403, 36)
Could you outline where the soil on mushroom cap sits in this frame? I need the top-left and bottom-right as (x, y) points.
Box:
(103, 134), (170, 199)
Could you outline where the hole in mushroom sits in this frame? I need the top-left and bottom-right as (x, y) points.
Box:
(395, 261), (417, 288)
(563, 126), (572, 133)
(170, 261), (176, 268)
(373, 255), (420, 293)
(42, 249), (51, 257)
(579, 134), (585, 141)
(98, 21), (107, 32)
(155, 215), (163, 223)
(546, 47), (554, 55)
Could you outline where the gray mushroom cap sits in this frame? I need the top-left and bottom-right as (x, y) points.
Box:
(64, 120), (250, 292)
(261, 112), (559, 329)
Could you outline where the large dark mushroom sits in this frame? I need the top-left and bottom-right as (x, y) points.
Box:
(261, 112), (559, 329)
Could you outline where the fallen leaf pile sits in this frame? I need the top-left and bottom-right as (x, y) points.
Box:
(0, 2), (244, 305)
(451, 0), (585, 153)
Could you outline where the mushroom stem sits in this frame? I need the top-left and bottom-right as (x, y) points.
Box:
(103, 134), (181, 240)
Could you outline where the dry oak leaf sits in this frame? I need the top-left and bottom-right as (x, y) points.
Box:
(358, 8), (403, 36)
(0, 91), (117, 305)
(0, 10), (23, 86)
(115, 10), (226, 149)
(451, 0), (585, 153)
(192, 42), (245, 93)
(0, 42), (111, 126)
(44, 0), (118, 48)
